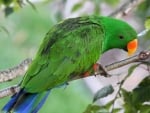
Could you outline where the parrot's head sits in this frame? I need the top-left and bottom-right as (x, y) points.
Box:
(101, 17), (138, 56)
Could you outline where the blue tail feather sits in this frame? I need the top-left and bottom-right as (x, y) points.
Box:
(32, 91), (50, 113)
(2, 89), (50, 113)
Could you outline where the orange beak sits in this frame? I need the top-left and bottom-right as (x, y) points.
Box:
(127, 39), (138, 56)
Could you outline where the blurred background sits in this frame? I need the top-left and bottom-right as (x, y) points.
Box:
(0, 0), (150, 113)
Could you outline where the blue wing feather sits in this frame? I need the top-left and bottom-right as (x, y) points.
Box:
(2, 89), (50, 113)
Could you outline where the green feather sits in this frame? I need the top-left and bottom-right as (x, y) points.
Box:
(20, 16), (137, 93)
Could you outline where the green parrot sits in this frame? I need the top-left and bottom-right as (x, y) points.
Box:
(2, 15), (138, 113)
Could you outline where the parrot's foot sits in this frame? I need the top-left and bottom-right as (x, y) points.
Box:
(83, 71), (90, 77)
(93, 63), (110, 77)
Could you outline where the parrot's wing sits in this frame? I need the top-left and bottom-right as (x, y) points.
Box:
(21, 17), (105, 93)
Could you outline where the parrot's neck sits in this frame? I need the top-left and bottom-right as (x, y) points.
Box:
(102, 38), (110, 53)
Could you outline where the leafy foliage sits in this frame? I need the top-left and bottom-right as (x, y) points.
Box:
(70, 0), (120, 15)
(0, 0), (35, 16)
(104, 0), (120, 6)
(83, 64), (150, 113)
(137, 0), (150, 18)
(83, 104), (101, 113)
(145, 17), (150, 30)
(71, 2), (85, 12)
(122, 76), (150, 113)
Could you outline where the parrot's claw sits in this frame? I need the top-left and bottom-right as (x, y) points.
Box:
(93, 63), (110, 77)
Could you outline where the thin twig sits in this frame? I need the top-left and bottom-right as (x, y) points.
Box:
(110, 74), (130, 113)
(26, 0), (37, 12)
(109, 0), (145, 18)
(138, 29), (149, 37)
(70, 50), (150, 80)
(0, 85), (20, 99)
(110, 62), (141, 113)
(106, 50), (150, 71)
(0, 58), (32, 83)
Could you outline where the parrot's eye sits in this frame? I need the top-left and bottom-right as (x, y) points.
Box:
(119, 35), (124, 39)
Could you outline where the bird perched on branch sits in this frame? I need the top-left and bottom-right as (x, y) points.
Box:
(2, 15), (138, 113)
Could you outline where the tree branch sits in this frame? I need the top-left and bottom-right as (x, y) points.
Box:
(110, 63), (141, 113)
(0, 85), (20, 98)
(70, 50), (150, 80)
(109, 0), (145, 18)
(0, 50), (150, 98)
(0, 58), (32, 83)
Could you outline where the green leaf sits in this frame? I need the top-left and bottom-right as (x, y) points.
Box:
(122, 89), (137, 113)
(93, 0), (101, 15)
(98, 109), (110, 113)
(83, 104), (110, 113)
(105, 100), (122, 113)
(132, 76), (150, 104)
(145, 17), (150, 30)
(105, 100), (114, 109)
(113, 108), (122, 113)
(93, 85), (114, 102)
(83, 104), (101, 113)
(132, 86), (150, 104)
(140, 104), (150, 113)
(1, 0), (12, 6)
(122, 76), (150, 113)
(4, 6), (14, 17)
(138, 76), (150, 87)
(104, 0), (120, 6)
(71, 2), (84, 12)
